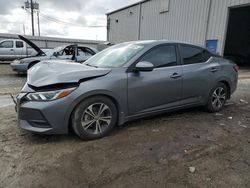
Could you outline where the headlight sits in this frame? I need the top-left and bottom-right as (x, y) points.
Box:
(25, 87), (76, 101)
(19, 60), (25, 64)
(13, 60), (23, 64)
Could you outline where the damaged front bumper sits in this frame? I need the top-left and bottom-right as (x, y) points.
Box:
(16, 88), (75, 134)
(10, 63), (28, 73)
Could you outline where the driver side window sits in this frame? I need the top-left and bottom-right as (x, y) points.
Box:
(140, 45), (177, 68)
(57, 47), (74, 56)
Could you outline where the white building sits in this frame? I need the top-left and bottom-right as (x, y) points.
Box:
(107, 0), (250, 63)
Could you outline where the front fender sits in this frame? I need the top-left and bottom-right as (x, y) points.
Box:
(66, 89), (126, 128)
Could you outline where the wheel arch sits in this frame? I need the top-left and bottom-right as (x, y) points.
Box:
(27, 60), (41, 69)
(218, 80), (231, 99)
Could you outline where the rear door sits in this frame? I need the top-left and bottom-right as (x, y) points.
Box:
(179, 44), (219, 105)
(0, 40), (14, 60)
(127, 44), (182, 115)
(14, 41), (25, 58)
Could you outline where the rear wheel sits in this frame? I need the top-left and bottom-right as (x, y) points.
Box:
(71, 96), (117, 140)
(206, 83), (228, 112)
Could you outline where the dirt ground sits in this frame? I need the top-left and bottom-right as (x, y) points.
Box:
(0, 64), (249, 188)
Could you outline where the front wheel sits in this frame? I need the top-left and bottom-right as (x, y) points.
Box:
(71, 96), (117, 140)
(206, 83), (228, 112)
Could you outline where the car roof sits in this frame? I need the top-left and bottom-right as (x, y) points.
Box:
(121, 40), (205, 49)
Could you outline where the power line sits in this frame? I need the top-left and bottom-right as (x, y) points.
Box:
(0, 21), (24, 25)
(24, 9), (106, 28)
(22, 0), (40, 36)
(39, 11), (106, 28)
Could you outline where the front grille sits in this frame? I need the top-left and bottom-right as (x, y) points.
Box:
(19, 108), (46, 121)
(19, 108), (52, 128)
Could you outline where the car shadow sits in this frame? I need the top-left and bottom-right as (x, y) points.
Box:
(21, 104), (236, 143)
(22, 131), (81, 144)
(121, 106), (207, 128)
(16, 73), (27, 78)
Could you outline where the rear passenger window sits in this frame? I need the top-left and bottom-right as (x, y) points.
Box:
(180, 45), (204, 65)
(180, 45), (212, 65)
(140, 45), (177, 68)
(16, 41), (24, 48)
(202, 50), (212, 62)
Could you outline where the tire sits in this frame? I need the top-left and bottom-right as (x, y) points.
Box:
(206, 82), (228, 112)
(71, 96), (118, 140)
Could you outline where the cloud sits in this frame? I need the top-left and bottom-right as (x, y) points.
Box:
(41, 0), (87, 12)
(0, 0), (139, 40)
(0, 0), (22, 15)
(42, 26), (69, 36)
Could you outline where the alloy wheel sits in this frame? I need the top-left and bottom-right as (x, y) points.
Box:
(211, 87), (226, 109)
(81, 103), (112, 135)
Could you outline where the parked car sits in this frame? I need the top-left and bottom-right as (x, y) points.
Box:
(10, 35), (98, 73)
(16, 40), (238, 140)
(0, 38), (48, 61)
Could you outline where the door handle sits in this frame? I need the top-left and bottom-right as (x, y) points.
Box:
(210, 67), (218, 73)
(10, 49), (14, 51)
(170, 73), (181, 79)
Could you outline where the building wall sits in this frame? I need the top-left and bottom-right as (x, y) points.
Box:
(206, 0), (250, 54)
(108, 4), (140, 43)
(107, 0), (250, 54)
(139, 0), (210, 46)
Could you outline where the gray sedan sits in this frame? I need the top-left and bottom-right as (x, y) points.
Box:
(16, 40), (238, 140)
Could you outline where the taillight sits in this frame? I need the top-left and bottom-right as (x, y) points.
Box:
(233, 65), (240, 72)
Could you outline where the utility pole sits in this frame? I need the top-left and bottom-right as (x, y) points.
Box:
(37, 11), (40, 36)
(23, 1), (40, 36)
(30, 0), (34, 36)
(23, 24), (26, 35)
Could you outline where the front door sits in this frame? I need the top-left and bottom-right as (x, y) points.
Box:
(14, 41), (25, 59)
(127, 44), (182, 115)
(0, 40), (14, 60)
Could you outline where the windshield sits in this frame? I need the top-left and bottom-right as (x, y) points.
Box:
(84, 43), (145, 68)
(45, 46), (65, 56)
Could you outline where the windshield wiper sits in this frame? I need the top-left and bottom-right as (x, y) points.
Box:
(85, 63), (98, 68)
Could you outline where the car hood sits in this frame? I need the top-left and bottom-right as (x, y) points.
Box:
(18, 35), (45, 56)
(20, 55), (49, 63)
(27, 61), (111, 88)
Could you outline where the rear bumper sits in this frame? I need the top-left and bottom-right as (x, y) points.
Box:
(230, 72), (238, 95)
(10, 63), (28, 73)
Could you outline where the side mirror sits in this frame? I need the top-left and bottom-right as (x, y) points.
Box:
(134, 61), (154, 72)
(53, 52), (58, 57)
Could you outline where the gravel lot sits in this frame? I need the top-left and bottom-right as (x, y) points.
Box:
(0, 64), (250, 188)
